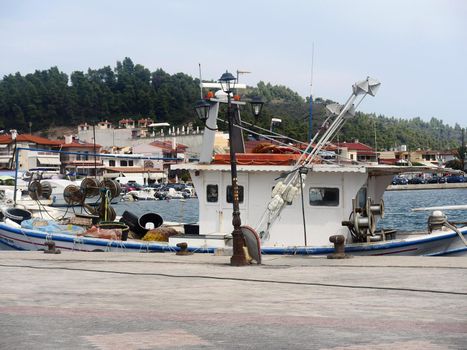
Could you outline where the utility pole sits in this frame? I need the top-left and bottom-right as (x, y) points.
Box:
(462, 128), (466, 171)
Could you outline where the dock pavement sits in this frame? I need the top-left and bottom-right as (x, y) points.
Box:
(0, 251), (466, 349)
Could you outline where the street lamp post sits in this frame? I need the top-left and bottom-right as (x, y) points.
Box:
(219, 71), (247, 266)
(195, 71), (263, 266)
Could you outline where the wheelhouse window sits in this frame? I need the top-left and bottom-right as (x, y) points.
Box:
(109, 160), (116, 167)
(206, 184), (218, 203)
(226, 185), (244, 203)
(309, 187), (339, 206)
(120, 160), (128, 167)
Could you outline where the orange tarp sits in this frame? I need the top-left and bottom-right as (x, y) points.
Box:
(212, 153), (302, 166)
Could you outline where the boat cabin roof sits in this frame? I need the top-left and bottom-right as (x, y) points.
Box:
(172, 161), (442, 176)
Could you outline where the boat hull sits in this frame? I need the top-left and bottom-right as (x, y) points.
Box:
(0, 223), (465, 256)
(261, 230), (467, 256)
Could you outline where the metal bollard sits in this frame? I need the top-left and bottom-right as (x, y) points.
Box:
(327, 235), (351, 259)
(44, 240), (61, 254)
(175, 242), (193, 256)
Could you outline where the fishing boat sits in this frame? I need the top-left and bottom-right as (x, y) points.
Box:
(168, 76), (467, 256)
(0, 76), (466, 256)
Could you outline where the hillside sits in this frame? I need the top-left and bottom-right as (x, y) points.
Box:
(0, 57), (463, 151)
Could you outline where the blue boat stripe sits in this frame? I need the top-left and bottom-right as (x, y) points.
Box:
(424, 247), (467, 256)
(0, 237), (27, 251)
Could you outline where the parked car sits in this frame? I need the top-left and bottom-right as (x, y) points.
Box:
(426, 176), (439, 184)
(438, 176), (447, 183)
(124, 181), (143, 192)
(408, 177), (426, 185)
(391, 176), (408, 185)
(445, 175), (465, 183)
(147, 183), (162, 189)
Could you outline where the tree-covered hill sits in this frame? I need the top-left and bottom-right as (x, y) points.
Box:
(0, 58), (463, 151)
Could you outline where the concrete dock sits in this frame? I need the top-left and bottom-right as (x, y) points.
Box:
(0, 252), (466, 349)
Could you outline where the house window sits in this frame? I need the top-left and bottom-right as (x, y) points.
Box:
(120, 160), (128, 166)
(226, 185), (244, 203)
(350, 154), (354, 160)
(206, 184), (218, 203)
(309, 187), (339, 206)
(109, 160), (115, 166)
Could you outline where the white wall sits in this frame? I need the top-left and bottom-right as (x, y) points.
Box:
(78, 128), (205, 157)
(192, 168), (368, 247)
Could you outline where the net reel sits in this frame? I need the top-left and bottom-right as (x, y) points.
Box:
(63, 185), (85, 205)
(28, 180), (53, 201)
(99, 179), (120, 199)
(40, 181), (53, 199)
(80, 178), (100, 198)
(94, 179), (120, 221)
(28, 181), (42, 201)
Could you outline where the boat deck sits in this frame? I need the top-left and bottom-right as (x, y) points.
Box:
(0, 251), (465, 349)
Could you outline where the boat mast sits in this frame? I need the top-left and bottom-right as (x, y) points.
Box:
(255, 77), (381, 238)
(198, 63), (203, 99)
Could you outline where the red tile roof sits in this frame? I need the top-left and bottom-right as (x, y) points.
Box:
(379, 159), (397, 165)
(149, 140), (188, 152)
(138, 118), (153, 123)
(0, 134), (60, 146)
(334, 141), (373, 151)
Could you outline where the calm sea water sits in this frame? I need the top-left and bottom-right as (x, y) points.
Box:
(378, 188), (467, 231)
(114, 198), (199, 224)
(113, 189), (467, 232)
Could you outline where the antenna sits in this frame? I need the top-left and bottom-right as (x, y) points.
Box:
(310, 43), (315, 95)
(236, 70), (251, 83)
(198, 63), (203, 99)
(374, 115), (378, 162)
(308, 43), (315, 142)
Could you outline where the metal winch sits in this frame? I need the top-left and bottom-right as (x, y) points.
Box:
(342, 196), (385, 242)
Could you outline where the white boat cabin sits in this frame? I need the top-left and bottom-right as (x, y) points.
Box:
(173, 161), (400, 247)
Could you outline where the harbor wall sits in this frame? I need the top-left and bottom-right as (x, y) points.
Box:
(387, 183), (467, 191)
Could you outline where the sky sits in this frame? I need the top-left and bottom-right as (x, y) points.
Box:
(1, 0), (466, 126)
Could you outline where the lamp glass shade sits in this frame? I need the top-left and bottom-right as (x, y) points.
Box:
(194, 100), (211, 122)
(250, 97), (264, 117)
(219, 71), (237, 93)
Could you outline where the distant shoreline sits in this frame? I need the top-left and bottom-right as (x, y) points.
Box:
(387, 183), (467, 191)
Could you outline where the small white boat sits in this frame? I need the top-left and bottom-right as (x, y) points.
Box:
(127, 188), (156, 200)
(165, 188), (184, 199)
